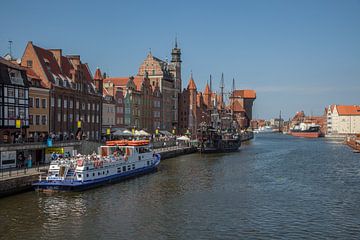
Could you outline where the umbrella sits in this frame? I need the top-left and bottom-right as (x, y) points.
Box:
(113, 130), (132, 136)
(139, 130), (150, 136)
(177, 136), (190, 141)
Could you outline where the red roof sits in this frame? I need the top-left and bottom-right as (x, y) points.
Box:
(82, 63), (93, 83)
(336, 105), (360, 116)
(187, 76), (197, 90)
(104, 77), (130, 86)
(204, 83), (210, 94)
(233, 90), (256, 99)
(32, 44), (62, 81)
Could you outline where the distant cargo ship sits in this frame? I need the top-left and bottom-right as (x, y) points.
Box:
(290, 124), (321, 138)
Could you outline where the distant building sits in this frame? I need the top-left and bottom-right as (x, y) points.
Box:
(326, 105), (360, 135)
(229, 90), (256, 129)
(103, 73), (162, 132)
(0, 57), (29, 143)
(21, 41), (102, 140)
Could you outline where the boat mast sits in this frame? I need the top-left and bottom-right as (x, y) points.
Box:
(220, 73), (224, 130)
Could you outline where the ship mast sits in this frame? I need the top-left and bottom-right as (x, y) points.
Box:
(231, 78), (235, 118)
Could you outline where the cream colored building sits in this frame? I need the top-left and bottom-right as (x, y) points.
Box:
(327, 105), (360, 135)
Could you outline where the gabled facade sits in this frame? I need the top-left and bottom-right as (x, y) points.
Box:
(21, 41), (102, 141)
(0, 57), (29, 143)
(137, 42), (181, 130)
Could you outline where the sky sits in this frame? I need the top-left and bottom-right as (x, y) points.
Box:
(1, 0), (359, 119)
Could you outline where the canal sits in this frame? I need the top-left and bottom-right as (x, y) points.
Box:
(1, 134), (360, 239)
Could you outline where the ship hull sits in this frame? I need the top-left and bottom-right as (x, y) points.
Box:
(290, 131), (321, 138)
(198, 140), (241, 153)
(33, 160), (160, 192)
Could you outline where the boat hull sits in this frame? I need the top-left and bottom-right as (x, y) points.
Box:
(290, 131), (321, 138)
(33, 160), (160, 192)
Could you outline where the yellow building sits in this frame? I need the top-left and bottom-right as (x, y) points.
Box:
(26, 68), (50, 141)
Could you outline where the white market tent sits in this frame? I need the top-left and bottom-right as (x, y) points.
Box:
(177, 136), (190, 141)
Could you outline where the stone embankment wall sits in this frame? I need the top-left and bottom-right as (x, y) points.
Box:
(0, 174), (40, 198)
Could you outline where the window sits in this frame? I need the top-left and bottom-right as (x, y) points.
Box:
(69, 100), (73, 109)
(27, 60), (33, 68)
(76, 101), (79, 109)
(51, 97), (55, 107)
(64, 99), (67, 108)
(18, 89), (24, 98)
(35, 115), (40, 125)
(29, 115), (33, 125)
(8, 88), (14, 97)
(58, 98), (61, 108)
(29, 98), (33, 108)
(64, 114), (67, 122)
(86, 174), (89, 177)
(8, 106), (15, 118)
(41, 115), (47, 125)
(122, 166), (126, 172)
(42, 99), (46, 108)
(35, 98), (40, 108)
(57, 113), (61, 122)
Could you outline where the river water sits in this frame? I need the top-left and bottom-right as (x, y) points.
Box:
(1, 134), (360, 240)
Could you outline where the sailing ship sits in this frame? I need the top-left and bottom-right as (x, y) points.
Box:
(198, 74), (241, 153)
(33, 140), (160, 191)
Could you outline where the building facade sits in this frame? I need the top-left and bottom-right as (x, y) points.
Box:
(137, 43), (181, 130)
(26, 68), (50, 141)
(327, 105), (360, 135)
(21, 41), (102, 141)
(0, 57), (29, 143)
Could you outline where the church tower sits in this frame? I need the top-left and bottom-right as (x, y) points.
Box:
(170, 37), (182, 91)
(170, 37), (182, 129)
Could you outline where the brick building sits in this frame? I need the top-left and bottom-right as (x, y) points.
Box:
(229, 90), (257, 129)
(103, 72), (162, 132)
(137, 42), (181, 130)
(21, 41), (102, 141)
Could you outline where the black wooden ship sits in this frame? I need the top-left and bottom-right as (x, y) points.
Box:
(197, 75), (241, 153)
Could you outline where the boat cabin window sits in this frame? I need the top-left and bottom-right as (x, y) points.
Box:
(127, 165), (131, 171)
(86, 174), (89, 177)
(132, 164), (135, 170)
(123, 166), (126, 172)
(147, 161), (150, 166)
(78, 174), (82, 178)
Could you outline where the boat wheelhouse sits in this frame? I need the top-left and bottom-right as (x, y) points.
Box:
(33, 140), (161, 191)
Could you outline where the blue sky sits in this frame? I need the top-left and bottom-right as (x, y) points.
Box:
(1, 0), (359, 119)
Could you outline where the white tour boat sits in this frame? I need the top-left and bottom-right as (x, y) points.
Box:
(33, 140), (161, 191)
